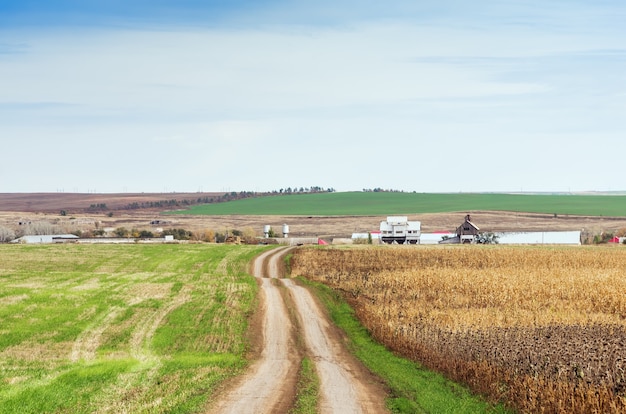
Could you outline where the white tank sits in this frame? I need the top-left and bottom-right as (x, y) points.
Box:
(263, 225), (271, 238)
(282, 224), (289, 238)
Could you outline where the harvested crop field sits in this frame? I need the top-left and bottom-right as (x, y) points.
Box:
(292, 246), (626, 413)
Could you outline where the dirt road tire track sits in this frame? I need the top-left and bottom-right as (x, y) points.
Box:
(209, 247), (387, 414)
(70, 307), (122, 362)
(282, 278), (387, 413)
(208, 248), (299, 414)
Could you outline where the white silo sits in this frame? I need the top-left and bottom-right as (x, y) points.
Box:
(263, 225), (271, 238)
(282, 224), (290, 238)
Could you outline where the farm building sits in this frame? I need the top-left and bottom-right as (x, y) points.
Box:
(75, 237), (136, 244)
(457, 214), (480, 243)
(496, 231), (581, 245)
(11, 234), (79, 244)
(380, 216), (421, 244)
(76, 235), (176, 244)
(438, 214), (480, 244)
(10, 235), (179, 244)
(434, 215), (581, 245)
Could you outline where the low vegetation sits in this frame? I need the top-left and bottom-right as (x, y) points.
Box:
(290, 357), (319, 414)
(0, 244), (268, 413)
(292, 246), (626, 413)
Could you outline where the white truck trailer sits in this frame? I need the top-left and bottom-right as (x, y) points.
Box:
(379, 216), (421, 244)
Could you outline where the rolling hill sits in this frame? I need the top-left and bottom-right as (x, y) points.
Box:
(168, 192), (626, 217)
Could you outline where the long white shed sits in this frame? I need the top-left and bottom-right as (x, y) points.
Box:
(11, 234), (79, 244)
(496, 231), (581, 245)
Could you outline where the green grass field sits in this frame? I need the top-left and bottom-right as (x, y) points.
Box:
(167, 192), (626, 216)
(0, 244), (269, 414)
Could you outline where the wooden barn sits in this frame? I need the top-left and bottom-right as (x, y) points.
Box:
(456, 214), (480, 243)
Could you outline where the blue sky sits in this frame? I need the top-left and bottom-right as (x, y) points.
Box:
(1, 1), (625, 193)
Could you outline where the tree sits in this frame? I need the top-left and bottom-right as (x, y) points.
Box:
(0, 226), (16, 242)
(138, 230), (154, 238)
(22, 221), (60, 236)
(162, 228), (193, 240)
(214, 232), (227, 243)
(114, 227), (130, 237)
(241, 227), (257, 243)
(476, 232), (499, 244)
(593, 232), (615, 244)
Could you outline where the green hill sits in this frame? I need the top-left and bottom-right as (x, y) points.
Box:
(166, 192), (626, 217)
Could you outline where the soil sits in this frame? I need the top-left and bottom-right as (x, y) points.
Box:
(2, 192), (626, 240)
(207, 247), (388, 414)
(0, 192), (224, 213)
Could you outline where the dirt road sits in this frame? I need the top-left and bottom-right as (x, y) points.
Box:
(209, 247), (387, 414)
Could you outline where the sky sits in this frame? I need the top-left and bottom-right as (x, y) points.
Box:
(1, 0), (625, 193)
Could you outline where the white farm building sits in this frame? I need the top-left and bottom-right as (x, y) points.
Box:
(380, 216), (421, 244)
(11, 234), (79, 244)
(495, 231), (581, 245)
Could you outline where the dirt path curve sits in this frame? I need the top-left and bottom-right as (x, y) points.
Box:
(282, 278), (386, 413)
(208, 248), (299, 414)
(209, 247), (387, 414)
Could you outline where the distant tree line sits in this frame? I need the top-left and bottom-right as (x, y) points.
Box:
(106, 226), (257, 243)
(122, 199), (183, 210)
(119, 187), (336, 210)
(362, 188), (405, 193)
(88, 203), (108, 211)
(271, 186), (335, 194)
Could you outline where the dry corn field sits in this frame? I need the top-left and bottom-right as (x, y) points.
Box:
(291, 245), (626, 414)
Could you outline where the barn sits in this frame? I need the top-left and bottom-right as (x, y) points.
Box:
(456, 214), (480, 243)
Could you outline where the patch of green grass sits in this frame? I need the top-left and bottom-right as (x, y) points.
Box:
(0, 360), (135, 414)
(0, 290), (112, 349)
(0, 244), (268, 413)
(167, 191), (626, 217)
(297, 277), (511, 414)
(290, 357), (319, 414)
(162, 353), (242, 371)
(98, 307), (136, 353)
(284, 252), (293, 274)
